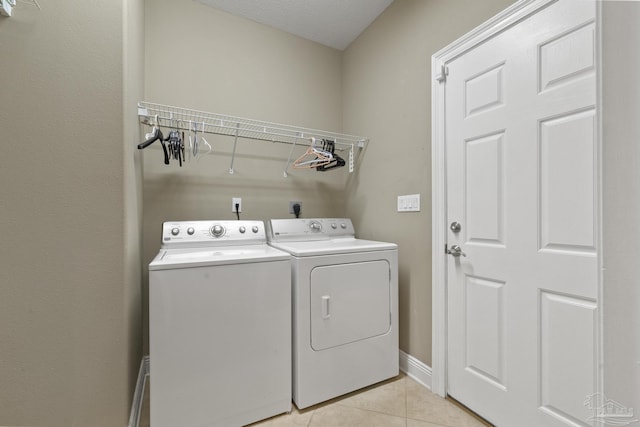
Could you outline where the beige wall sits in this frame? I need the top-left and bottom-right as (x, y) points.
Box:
(0, 0), (143, 426)
(342, 0), (516, 364)
(124, 0), (146, 417)
(141, 0), (347, 350)
(141, 0), (517, 364)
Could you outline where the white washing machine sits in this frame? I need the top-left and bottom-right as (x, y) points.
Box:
(149, 220), (291, 427)
(266, 218), (398, 409)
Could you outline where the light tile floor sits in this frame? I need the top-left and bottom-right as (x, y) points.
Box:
(140, 373), (492, 427)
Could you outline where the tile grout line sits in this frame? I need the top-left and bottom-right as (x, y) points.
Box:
(405, 374), (408, 427)
(306, 407), (315, 427)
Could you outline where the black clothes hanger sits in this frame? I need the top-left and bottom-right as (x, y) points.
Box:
(316, 153), (345, 171)
(315, 139), (345, 171)
(138, 126), (169, 165)
(165, 130), (185, 167)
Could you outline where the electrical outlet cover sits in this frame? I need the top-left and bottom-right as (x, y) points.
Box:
(289, 201), (302, 214)
(232, 197), (242, 213)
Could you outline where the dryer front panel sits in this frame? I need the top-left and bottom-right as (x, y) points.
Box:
(310, 260), (391, 351)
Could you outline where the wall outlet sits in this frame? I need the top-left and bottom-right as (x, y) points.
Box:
(289, 201), (302, 214)
(232, 197), (242, 213)
(397, 194), (420, 212)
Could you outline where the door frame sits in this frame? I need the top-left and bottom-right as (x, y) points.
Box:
(430, 0), (604, 403)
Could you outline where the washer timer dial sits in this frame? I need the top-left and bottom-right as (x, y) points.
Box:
(309, 221), (322, 232)
(210, 225), (225, 237)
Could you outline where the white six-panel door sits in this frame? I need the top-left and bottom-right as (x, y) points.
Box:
(443, 1), (598, 425)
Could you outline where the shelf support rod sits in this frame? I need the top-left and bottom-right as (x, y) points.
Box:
(283, 133), (302, 178)
(229, 123), (240, 174)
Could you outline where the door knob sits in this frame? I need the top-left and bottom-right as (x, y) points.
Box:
(450, 221), (461, 233)
(447, 245), (466, 257)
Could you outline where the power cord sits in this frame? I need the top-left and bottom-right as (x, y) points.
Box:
(235, 203), (240, 220)
(293, 203), (301, 219)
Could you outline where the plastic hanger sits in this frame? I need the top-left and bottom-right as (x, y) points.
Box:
(189, 121), (198, 158)
(293, 138), (333, 169)
(162, 116), (184, 166)
(316, 154), (345, 171)
(314, 139), (344, 171)
(137, 115), (169, 165)
(197, 121), (212, 160)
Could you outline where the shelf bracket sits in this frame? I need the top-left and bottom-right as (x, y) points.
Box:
(229, 123), (240, 174)
(349, 145), (354, 173)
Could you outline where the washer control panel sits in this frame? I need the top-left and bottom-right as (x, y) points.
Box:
(161, 220), (266, 247)
(267, 218), (355, 242)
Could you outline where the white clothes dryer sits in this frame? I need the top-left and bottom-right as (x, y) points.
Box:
(267, 218), (398, 409)
(149, 220), (291, 427)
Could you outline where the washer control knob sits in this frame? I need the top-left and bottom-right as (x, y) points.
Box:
(340, 223), (347, 229)
(309, 221), (322, 232)
(211, 225), (225, 237)
(239, 226), (246, 234)
(187, 227), (195, 235)
(252, 226), (259, 233)
(331, 223), (337, 229)
(171, 227), (180, 236)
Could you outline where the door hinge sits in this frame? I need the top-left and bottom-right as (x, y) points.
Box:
(436, 65), (448, 83)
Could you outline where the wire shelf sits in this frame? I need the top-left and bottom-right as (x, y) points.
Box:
(137, 101), (368, 175)
(138, 102), (367, 149)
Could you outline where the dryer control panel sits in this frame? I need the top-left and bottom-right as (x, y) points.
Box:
(161, 220), (266, 248)
(267, 218), (355, 242)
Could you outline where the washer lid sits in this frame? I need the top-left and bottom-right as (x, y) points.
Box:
(268, 237), (397, 257)
(149, 244), (290, 270)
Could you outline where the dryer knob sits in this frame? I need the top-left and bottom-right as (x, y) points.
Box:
(171, 227), (180, 236)
(239, 226), (246, 234)
(211, 225), (225, 237)
(340, 223), (347, 229)
(187, 227), (195, 235)
(331, 223), (337, 229)
(309, 221), (322, 232)
(252, 226), (259, 233)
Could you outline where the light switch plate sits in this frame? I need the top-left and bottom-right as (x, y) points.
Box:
(397, 194), (420, 212)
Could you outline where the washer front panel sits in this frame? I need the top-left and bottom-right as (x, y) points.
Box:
(149, 260), (292, 427)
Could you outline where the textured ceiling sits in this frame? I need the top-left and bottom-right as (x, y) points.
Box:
(194, 0), (394, 50)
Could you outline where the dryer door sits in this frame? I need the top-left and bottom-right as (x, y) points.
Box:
(310, 260), (391, 351)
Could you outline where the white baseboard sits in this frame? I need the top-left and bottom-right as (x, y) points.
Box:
(128, 352), (428, 426)
(399, 350), (432, 390)
(128, 355), (150, 427)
